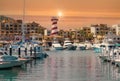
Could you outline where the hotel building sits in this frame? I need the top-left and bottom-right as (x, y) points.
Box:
(0, 16), (45, 41)
(112, 24), (120, 35)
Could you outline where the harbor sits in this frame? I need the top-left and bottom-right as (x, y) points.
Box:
(0, 16), (120, 81)
(1, 0), (120, 81)
(0, 50), (120, 81)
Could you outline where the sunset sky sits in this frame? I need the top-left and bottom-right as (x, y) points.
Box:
(0, 0), (120, 29)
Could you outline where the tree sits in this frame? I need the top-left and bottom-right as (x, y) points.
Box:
(78, 30), (86, 42)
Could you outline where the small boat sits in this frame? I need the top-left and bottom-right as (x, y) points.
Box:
(0, 51), (27, 69)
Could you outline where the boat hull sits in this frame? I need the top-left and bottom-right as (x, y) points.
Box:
(93, 48), (102, 53)
(114, 59), (120, 67)
(67, 46), (77, 50)
(0, 61), (14, 69)
(54, 47), (64, 50)
(79, 46), (86, 50)
(99, 55), (109, 61)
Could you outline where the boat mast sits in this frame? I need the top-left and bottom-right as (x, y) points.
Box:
(22, 0), (25, 42)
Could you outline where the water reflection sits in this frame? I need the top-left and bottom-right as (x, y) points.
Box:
(0, 67), (26, 81)
(43, 50), (103, 81)
(1, 50), (120, 81)
(100, 60), (120, 81)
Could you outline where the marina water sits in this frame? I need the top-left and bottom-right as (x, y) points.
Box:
(0, 50), (120, 81)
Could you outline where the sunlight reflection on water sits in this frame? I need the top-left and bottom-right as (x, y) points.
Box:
(0, 50), (120, 81)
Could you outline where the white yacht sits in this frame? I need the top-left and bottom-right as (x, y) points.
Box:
(51, 40), (64, 50)
(63, 38), (77, 50)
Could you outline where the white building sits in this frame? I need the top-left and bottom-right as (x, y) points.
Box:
(112, 24), (120, 35)
(103, 31), (120, 43)
(90, 26), (99, 35)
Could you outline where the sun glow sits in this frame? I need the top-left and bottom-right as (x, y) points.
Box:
(58, 11), (63, 17)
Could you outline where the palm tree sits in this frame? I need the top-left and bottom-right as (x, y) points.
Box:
(78, 30), (86, 42)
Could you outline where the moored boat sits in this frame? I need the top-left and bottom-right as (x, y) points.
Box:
(0, 51), (27, 69)
(63, 38), (77, 50)
(51, 40), (64, 50)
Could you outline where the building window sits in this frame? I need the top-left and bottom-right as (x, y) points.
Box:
(14, 28), (17, 30)
(27, 25), (30, 27)
(6, 28), (9, 30)
(27, 28), (30, 30)
(84, 29), (86, 31)
(10, 24), (13, 27)
(14, 24), (17, 27)
(10, 31), (13, 33)
(27, 31), (30, 34)
(31, 27), (34, 30)
(1, 31), (4, 33)
(10, 28), (13, 30)
(31, 25), (34, 27)
(6, 31), (9, 34)
(96, 28), (99, 30)
(19, 25), (21, 27)
(14, 31), (17, 33)
(31, 31), (34, 33)
(6, 25), (9, 27)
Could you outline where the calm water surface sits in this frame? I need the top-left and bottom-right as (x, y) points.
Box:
(0, 50), (120, 81)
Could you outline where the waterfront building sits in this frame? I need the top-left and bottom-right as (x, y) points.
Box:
(112, 24), (120, 35)
(91, 24), (109, 35)
(103, 31), (120, 43)
(90, 24), (116, 43)
(0, 16), (45, 41)
(81, 26), (91, 34)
